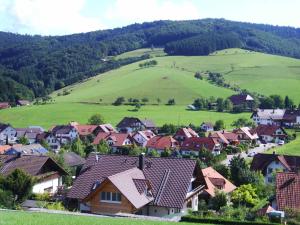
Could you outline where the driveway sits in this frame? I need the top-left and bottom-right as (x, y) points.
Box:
(222, 143), (277, 166)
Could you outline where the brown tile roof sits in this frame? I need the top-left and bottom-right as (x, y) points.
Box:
(234, 127), (258, 140)
(63, 152), (86, 167)
(229, 94), (253, 105)
(254, 125), (286, 137)
(251, 153), (300, 174)
(117, 117), (156, 130)
(283, 109), (300, 123)
(51, 125), (75, 135)
(0, 154), (66, 177)
(146, 135), (179, 150)
(276, 172), (300, 211)
(180, 137), (220, 152)
(68, 154), (198, 209)
(200, 167), (236, 197)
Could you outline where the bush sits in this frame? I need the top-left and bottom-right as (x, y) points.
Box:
(113, 97), (125, 106)
(181, 215), (277, 225)
(46, 201), (65, 211)
(167, 98), (176, 105)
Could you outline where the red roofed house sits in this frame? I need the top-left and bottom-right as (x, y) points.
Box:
(146, 135), (179, 154)
(199, 167), (236, 200)
(253, 124), (287, 144)
(233, 127), (258, 144)
(180, 137), (221, 156)
(0, 102), (10, 110)
(93, 132), (134, 153)
(0, 154), (66, 194)
(209, 131), (239, 147)
(251, 153), (300, 183)
(173, 127), (199, 143)
(132, 130), (156, 147)
(274, 172), (300, 212)
(67, 154), (204, 217)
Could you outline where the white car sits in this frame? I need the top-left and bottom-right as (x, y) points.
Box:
(278, 140), (285, 145)
(247, 152), (256, 157)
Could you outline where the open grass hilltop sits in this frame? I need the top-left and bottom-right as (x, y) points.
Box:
(1, 48), (300, 128)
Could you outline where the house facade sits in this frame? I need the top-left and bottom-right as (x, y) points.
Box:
(180, 137), (222, 156)
(67, 154), (203, 217)
(233, 127), (258, 144)
(116, 117), (156, 133)
(254, 125), (287, 144)
(250, 153), (300, 183)
(0, 124), (17, 145)
(0, 154), (66, 194)
(146, 135), (179, 154)
(51, 125), (78, 144)
(132, 130), (156, 147)
(251, 109), (285, 126)
(200, 122), (214, 132)
(173, 127), (199, 143)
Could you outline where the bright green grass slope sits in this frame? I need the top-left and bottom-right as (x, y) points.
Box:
(266, 132), (300, 156)
(115, 48), (166, 59)
(0, 211), (212, 225)
(0, 103), (250, 129)
(53, 48), (300, 105)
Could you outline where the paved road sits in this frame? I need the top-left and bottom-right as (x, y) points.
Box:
(222, 143), (277, 166)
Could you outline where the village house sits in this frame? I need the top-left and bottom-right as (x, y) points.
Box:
(15, 127), (44, 144)
(132, 130), (156, 147)
(0, 102), (10, 110)
(146, 135), (179, 154)
(63, 152), (86, 176)
(0, 154), (66, 194)
(173, 127), (199, 143)
(37, 132), (61, 152)
(0, 123), (17, 145)
(16, 100), (31, 106)
(251, 109), (285, 126)
(273, 172), (300, 211)
(67, 154), (204, 217)
(180, 137), (222, 156)
(51, 125), (78, 144)
(198, 167), (236, 200)
(209, 131), (239, 147)
(229, 94), (254, 110)
(233, 127), (258, 144)
(116, 117), (156, 133)
(250, 153), (300, 183)
(93, 124), (117, 135)
(5, 144), (48, 155)
(93, 132), (134, 153)
(253, 124), (287, 144)
(282, 109), (300, 127)
(200, 122), (214, 132)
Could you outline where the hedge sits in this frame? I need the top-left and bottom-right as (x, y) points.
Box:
(181, 215), (278, 225)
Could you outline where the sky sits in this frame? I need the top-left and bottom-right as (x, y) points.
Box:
(0, 0), (299, 36)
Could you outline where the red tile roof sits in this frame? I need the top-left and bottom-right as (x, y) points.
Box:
(180, 137), (220, 152)
(146, 135), (179, 150)
(74, 125), (97, 136)
(174, 127), (199, 139)
(0, 102), (10, 109)
(276, 172), (300, 211)
(68, 154), (199, 209)
(93, 132), (132, 147)
(254, 124), (286, 137)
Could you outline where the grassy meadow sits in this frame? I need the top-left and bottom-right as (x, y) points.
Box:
(115, 48), (166, 59)
(0, 103), (250, 129)
(0, 211), (211, 225)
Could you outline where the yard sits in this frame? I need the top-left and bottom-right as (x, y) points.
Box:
(0, 210), (212, 225)
(0, 103), (250, 129)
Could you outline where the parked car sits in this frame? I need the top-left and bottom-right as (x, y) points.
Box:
(247, 152), (256, 157)
(278, 140), (285, 145)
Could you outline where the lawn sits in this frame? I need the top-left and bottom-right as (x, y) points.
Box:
(53, 48), (300, 105)
(266, 132), (300, 156)
(0, 210), (212, 225)
(0, 103), (250, 129)
(115, 48), (166, 59)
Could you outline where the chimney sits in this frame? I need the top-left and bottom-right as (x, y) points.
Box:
(95, 154), (99, 162)
(138, 153), (145, 170)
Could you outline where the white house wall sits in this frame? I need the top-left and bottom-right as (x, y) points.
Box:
(32, 177), (61, 194)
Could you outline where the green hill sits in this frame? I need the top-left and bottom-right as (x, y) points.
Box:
(53, 48), (300, 104)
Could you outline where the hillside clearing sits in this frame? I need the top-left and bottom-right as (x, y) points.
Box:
(0, 103), (250, 129)
(115, 48), (166, 59)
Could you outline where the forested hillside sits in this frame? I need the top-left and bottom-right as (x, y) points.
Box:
(1, 18), (300, 102)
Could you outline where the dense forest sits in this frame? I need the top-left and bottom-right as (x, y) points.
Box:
(1, 18), (300, 102)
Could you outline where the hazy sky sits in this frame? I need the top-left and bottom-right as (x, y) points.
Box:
(0, 0), (299, 35)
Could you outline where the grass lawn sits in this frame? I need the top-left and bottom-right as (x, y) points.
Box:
(266, 132), (300, 156)
(115, 48), (166, 59)
(0, 103), (250, 129)
(0, 211), (212, 225)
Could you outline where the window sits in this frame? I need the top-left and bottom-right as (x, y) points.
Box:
(268, 168), (273, 174)
(100, 192), (121, 203)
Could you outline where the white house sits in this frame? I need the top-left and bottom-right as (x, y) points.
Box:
(37, 132), (61, 152)
(251, 109), (285, 126)
(132, 130), (156, 147)
(51, 125), (78, 144)
(0, 124), (17, 145)
(254, 125), (287, 144)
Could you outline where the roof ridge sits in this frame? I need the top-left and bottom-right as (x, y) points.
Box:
(154, 169), (170, 205)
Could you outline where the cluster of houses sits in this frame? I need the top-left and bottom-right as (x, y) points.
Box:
(0, 114), (298, 218)
(0, 100), (31, 109)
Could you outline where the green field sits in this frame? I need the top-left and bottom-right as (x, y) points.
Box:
(53, 48), (300, 105)
(266, 133), (300, 156)
(0, 211), (210, 225)
(115, 48), (166, 59)
(0, 103), (250, 129)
